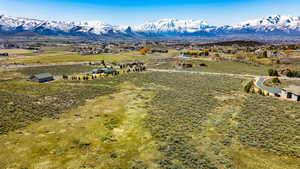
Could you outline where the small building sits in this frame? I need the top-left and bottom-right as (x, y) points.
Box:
(102, 68), (118, 75)
(127, 61), (144, 67)
(90, 68), (118, 75)
(179, 54), (190, 59)
(32, 49), (44, 53)
(281, 89), (292, 98)
(150, 49), (168, 54)
(0, 53), (9, 56)
(90, 69), (99, 74)
(281, 86), (300, 101)
(291, 93), (300, 101)
(29, 73), (54, 83)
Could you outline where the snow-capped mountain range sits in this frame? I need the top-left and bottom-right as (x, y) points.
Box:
(1, 14), (300, 37)
(0, 14), (129, 35)
(133, 18), (216, 33)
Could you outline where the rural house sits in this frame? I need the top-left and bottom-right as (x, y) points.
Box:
(29, 73), (54, 83)
(282, 86), (300, 101)
(0, 53), (9, 56)
(90, 68), (118, 75)
(102, 68), (118, 75)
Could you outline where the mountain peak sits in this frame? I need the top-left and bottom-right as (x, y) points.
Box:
(233, 15), (300, 31)
(133, 18), (215, 33)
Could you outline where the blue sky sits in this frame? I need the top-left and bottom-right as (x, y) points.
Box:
(1, 0), (300, 26)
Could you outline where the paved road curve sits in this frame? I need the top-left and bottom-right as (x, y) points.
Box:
(255, 77), (282, 95)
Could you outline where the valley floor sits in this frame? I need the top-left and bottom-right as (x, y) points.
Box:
(0, 70), (300, 169)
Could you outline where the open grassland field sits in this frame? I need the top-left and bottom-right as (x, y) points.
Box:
(1, 47), (177, 65)
(131, 72), (300, 169)
(0, 49), (34, 63)
(0, 68), (299, 169)
(0, 50), (150, 65)
(0, 70), (25, 81)
(0, 44), (179, 65)
(153, 59), (273, 76)
(0, 78), (118, 134)
(17, 64), (95, 76)
(22, 52), (149, 64)
(0, 49), (33, 55)
(237, 95), (300, 157)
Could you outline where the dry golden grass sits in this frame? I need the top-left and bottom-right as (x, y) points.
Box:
(288, 53), (300, 58)
(5, 51), (149, 64)
(255, 58), (272, 64)
(0, 49), (33, 55)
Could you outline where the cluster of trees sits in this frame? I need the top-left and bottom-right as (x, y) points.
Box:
(139, 48), (150, 55)
(244, 80), (254, 93)
(262, 51), (268, 58)
(268, 69), (300, 78)
(286, 70), (300, 78)
(268, 69), (279, 76)
(62, 75), (68, 79)
(69, 75), (105, 80)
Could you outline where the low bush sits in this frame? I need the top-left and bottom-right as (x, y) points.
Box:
(236, 95), (300, 157)
(268, 69), (279, 76)
(272, 77), (281, 84)
(244, 80), (254, 93)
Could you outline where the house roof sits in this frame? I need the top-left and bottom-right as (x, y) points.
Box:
(103, 68), (117, 73)
(91, 69), (98, 73)
(32, 73), (53, 79)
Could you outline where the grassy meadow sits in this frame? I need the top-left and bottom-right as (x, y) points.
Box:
(1, 48), (175, 65)
(2, 51), (149, 64)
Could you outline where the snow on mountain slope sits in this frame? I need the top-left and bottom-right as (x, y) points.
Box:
(0, 14), (120, 35)
(233, 15), (300, 32)
(133, 18), (216, 33)
(0, 14), (44, 31)
(1, 14), (300, 37)
(133, 15), (300, 34)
